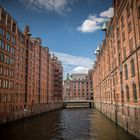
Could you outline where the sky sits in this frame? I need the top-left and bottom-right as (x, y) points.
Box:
(0, 0), (113, 78)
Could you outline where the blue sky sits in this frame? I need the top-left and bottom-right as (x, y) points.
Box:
(0, 0), (113, 78)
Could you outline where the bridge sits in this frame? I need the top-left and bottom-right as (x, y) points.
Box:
(63, 99), (94, 108)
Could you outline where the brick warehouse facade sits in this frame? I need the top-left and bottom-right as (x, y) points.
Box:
(63, 71), (93, 101)
(92, 0), (140, 138)
(0, 6), (63, 124)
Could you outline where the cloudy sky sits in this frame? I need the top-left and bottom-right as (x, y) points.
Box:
(0, 0), (113, 78)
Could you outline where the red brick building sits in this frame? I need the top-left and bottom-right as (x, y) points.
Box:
(92, 0), (140, 138)
(0, 7), (17, 122)
(63, 71), (93, 101)
(0, 6), (63, 124)
(51, 54), (63, 109)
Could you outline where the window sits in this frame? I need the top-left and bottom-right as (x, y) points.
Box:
(132, 83), (137, 101)
(10, 58), (14, 65)
(129, 38), (133, 52)
(131, 59), (135, 77)
(0, 52), (4, 62)
(20, 65), (23, 70)
(0, 39), (4, 49)
(125, 64), (128, 80)
(123, 46), (126, 59)
(5, 80), (8, 89)
(0, 65), (3, 75)
(5, 55), (10, 65)
(3, 80), (6, 88)
(4, 67), (9, 76)
(0, 27), (5, 36)
(9, 81), (14, 89)
(10, 47), (15, 55)
(3, 94), (7, 102)
(5, 44), (10, 53)
(126, 85), (130, 101)
(0, 79), (2, 88)
(11, 36), (16, 44)
(6, 31), (11, 41)
(9, 69), (14, 78)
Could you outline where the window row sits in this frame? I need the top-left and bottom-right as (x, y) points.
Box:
(126, 83), (138, 102)
(0, 39), (15, 55)
(0, 79), (14, 89)
(0, 93), (23, 103)
(124, 59), (135, 80)
(5, 43), (15, 55)
(0, 53), (15, 65)
(0, 27), (16, 44)
(0, 27), (5, 36)
(0, 65), (14, 78)
(122, 39), (133, 59)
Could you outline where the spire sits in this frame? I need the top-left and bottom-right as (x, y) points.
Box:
(67, 73), (69, 79)
(66, 73), (71, 81)
(24, 25), (32, 36)
(101, 19), (107, 31)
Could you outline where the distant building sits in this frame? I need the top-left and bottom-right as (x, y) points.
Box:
(92, 0), (140, 138)
(63, 71), (93, 101)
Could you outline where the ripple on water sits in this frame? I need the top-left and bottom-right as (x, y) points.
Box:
(0, 109), (138, 140)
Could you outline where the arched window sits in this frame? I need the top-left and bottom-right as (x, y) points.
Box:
(131, 59), (135, 77)
(129, 38), (133, 52)
(126, 85), (130, 101)
(125, 64), (128, 80)
(132, 83), (137, 101)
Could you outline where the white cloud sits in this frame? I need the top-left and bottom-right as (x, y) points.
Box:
(77, 7), (113, 33)
(53, 52), (93, 67)
(20, 0), (72, 14)
(73, 66), (89, 74)
(77, 15), (103, 33)
(100, 7), (114, 18)
(52, 51), (93, 76)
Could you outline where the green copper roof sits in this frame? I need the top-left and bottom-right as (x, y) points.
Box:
(101, 19), (107, 31)
(66, 73), (71, 80)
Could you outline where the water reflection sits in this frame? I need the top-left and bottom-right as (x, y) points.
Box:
(0, 109), (138, 140)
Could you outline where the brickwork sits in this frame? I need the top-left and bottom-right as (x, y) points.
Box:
(63, 71), (93, 101)
(0, 6), (63, 124)
(92, 0), (140, 138)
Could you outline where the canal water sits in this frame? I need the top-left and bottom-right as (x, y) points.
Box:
(0, 109), (138, 140)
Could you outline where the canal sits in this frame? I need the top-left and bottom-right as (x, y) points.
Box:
(0, 109), (138, 140)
